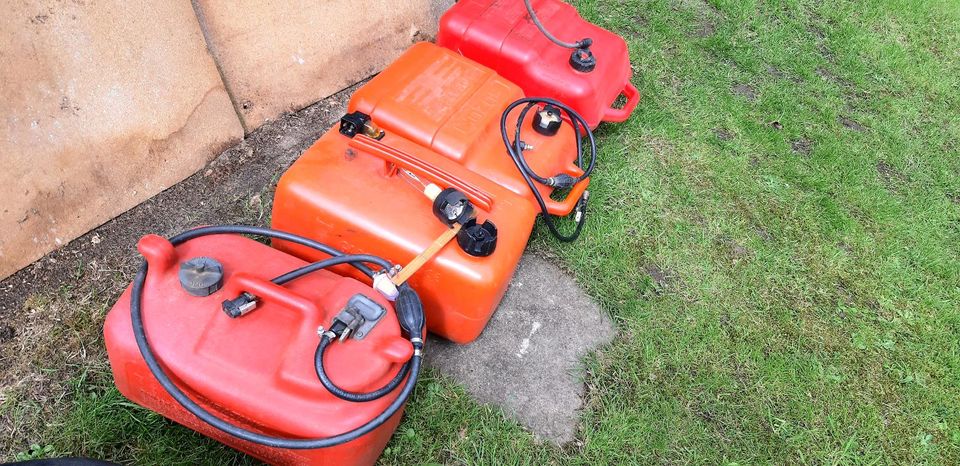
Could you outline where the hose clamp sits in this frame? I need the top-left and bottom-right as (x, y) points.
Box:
(317, 326), (336, 340)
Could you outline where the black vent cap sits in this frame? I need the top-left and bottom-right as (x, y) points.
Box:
(457, 219), (498, 257)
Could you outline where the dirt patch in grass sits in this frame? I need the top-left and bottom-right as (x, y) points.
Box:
(840, 116), (866, 131)
(626, 14), (650, 37)
(643, 264), (679, 293)
(876, 160), (907, 189)
(817, 67), (842, 85)
(791, 138), (814, 156)
(714, 128), (734, 141)
(673, 0), (719, 38)
(755, 228), (774, 242)
(694, 20), (716, 38)
(717, 237), (753, 264)
(732, 84), (758, 101)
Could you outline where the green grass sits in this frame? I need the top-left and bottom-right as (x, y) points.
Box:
(7, 0), (960, 464)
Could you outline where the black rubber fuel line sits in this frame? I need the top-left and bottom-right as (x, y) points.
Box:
(131, 225), (424, 449)
(501, 97), (598, 243)
(523, 0), (592, 50)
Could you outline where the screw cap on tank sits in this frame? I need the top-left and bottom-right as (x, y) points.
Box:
(569, 47), (597, 73)
(533, 105), (563, 136)
(457, 219), (498, 257)
(432, 188), (475, 226)
(178, 257), (224, 297)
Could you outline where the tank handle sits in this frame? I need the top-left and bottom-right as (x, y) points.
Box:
(223, 272), (322, 321)
(603, 81), (641, 123)
(543, 175), (591, 217)
(349, 135), (495, 212)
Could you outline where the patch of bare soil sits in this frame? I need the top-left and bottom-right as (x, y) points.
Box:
(791, 138), (814, 156)
(643, 264), (679, 295)
(732, 84), (758, 101)
(671, 0), (719, 38)
(766, 65), (786, 78)
(0, 85), (357, 456)
(694, 20), (716, 38)
(876, 160), (907, 190)
(714, 128), (734, 141)
(717, 236), (753, 265)
(840, 116), (866, 132)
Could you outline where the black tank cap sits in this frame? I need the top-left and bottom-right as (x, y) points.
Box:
(570, 47), (597, 73)
(533, 105), (563, 136)
(432, 187), (475, 226)
(457, 219), (498, 257)
(178, 257), (224, 297)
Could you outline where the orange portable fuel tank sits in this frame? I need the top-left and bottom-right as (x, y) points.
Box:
(104, 226), (426, 466)
(272, 128), (538, 344)
(438, 0), (639, 129)
(272, 43), (595, 343)
(347, 42), (590, 218)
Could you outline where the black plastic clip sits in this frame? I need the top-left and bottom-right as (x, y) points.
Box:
(222, 292), (258, 318)
(339, 111), (385, 139)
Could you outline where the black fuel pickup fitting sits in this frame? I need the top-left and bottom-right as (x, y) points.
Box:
(432, 187), (475, 226)
(430, 187), (499, 257)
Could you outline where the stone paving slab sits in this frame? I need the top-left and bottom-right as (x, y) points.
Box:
(425, 254), (616, 444)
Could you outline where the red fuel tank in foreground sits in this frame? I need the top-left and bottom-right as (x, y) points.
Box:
(438, 0), (638, 129)
(104, 234), (412, 466)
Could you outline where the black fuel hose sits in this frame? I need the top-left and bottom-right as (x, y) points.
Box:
(501, 97), (597, 242)
(130, 225), (425, 449)
(315, 335), (411, 402)
(271, 253), (390, 285)
(523, 0), (592, 50)
(277, 255), (413, 403)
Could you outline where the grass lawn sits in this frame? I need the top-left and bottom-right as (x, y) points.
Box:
(4, 0), (960, 464)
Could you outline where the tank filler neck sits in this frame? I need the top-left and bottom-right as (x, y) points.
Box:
(523, 0), (596, 71)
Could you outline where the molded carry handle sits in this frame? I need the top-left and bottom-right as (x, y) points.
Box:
(603, 82), (640, 123)
(544, 176), (590, 216)
(224, 272), (321, 320)
(349, 135), (495, 212)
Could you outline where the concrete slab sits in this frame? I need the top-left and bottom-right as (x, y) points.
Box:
(424, 254), (616, 445)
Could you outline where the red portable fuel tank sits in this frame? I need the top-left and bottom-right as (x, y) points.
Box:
(272, 43), (596, 344)
(438, 0), (639, 129)
(104, 226), (426, 466)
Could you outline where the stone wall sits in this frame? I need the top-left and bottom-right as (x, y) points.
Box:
(0, 0), (452, 279)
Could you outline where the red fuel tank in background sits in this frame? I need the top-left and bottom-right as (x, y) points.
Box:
(438, 0), (638, 129)
(104, 234), (412, 466)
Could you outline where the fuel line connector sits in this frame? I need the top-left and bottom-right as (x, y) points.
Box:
(339, 111), (385, 140)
